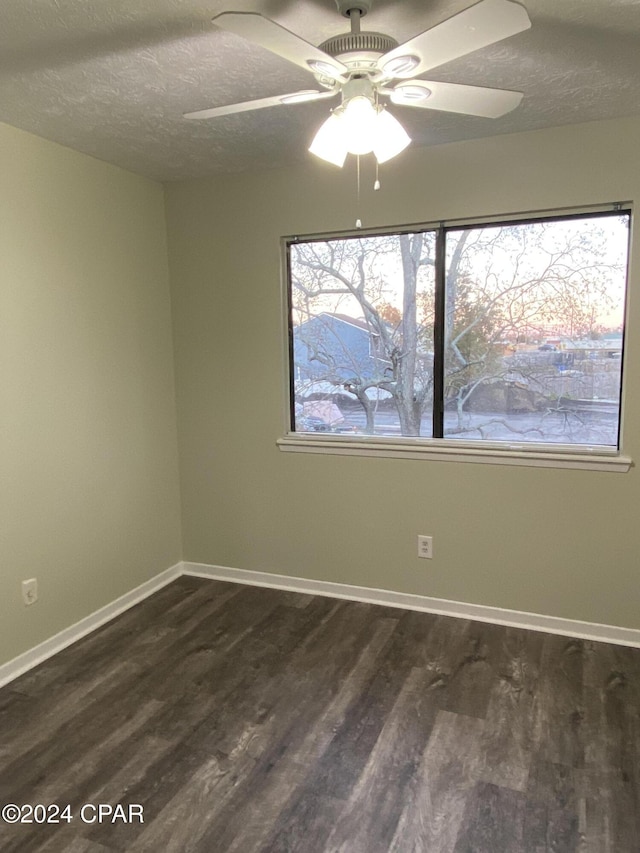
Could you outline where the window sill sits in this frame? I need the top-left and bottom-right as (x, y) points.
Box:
(277, 434), (632, 473)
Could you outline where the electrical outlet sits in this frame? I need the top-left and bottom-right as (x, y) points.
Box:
(417, 535), (433, 559)
(22, 578), (38, 606)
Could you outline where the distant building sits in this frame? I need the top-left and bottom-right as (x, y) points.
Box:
(292, 313), (390, 388)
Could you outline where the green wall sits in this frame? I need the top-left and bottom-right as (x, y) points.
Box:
(2, 113), (639, 672)
(0, 122), (182, 666)
(166, 116), (640, 630)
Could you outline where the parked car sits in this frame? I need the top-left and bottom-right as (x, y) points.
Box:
(297, 414), (333, 432)
(296, 414), (359, 434)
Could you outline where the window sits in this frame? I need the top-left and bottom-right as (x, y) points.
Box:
(286, 209), (630, 455)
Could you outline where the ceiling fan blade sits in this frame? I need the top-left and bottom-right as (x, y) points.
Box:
(213, 12), (348, 81)
(184, 89), (338, 120)
(388, 80), (523, 118)
(378, 0), (531, 79)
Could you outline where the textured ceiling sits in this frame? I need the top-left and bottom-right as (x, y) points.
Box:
(0, 0), (639, 181)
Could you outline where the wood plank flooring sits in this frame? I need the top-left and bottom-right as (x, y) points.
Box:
(1, 576), (639, 852)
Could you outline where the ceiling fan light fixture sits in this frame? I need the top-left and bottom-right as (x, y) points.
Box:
(310, 98), (410, 166)
(309, 112), (348, 166)
(372, 107), (411, 163)
(195, 0), (532, 175)
(380, 54), (420, 78)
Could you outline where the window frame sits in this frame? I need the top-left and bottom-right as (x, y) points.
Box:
(280, 203), (633, 472)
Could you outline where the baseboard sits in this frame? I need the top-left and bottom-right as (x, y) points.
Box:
(0, 563), (182, 689)
(183, 561), (640, 649)
(3, 559), (639, 690)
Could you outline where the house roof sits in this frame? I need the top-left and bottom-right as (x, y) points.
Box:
(320, 313), (373, 332)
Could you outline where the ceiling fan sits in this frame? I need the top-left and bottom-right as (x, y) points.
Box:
(184, 0), (531, 166)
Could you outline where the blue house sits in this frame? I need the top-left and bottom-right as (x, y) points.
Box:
(292, 313), (390, 390)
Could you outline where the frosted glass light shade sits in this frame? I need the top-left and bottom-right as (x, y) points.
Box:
(308, 113), (348, 167)
(309, 99), (411, 166)
(372, 108), (411, 163)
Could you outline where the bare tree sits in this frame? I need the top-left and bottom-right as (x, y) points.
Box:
(442, 219), (625, 438)
(291, 233), (435, 435)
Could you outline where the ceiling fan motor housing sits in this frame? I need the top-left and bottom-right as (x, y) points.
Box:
(319, 31), (398, 59)
(320, 1), (399, 81)
(315, 28), (398, 86)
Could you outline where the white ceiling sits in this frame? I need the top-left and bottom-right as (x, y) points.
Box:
(0, 0), (639, 182)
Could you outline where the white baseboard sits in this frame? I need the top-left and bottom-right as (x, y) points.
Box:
(3, 559), (639, 690)
(183, 561), (640, 649)
(0, 563), (182, 689)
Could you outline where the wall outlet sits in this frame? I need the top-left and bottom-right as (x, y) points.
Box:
(417, 535), (433, 559)
(22, 578), (38, 606)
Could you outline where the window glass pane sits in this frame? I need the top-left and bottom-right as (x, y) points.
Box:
(290, 232), (436, 437)
(444, 214), (629, 447)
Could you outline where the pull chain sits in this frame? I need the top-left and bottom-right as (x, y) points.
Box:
(373, 89), (381, 191)
(355, 155), (362, 229)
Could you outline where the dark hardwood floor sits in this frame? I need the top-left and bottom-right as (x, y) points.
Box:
(1, 576), (639, 852)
